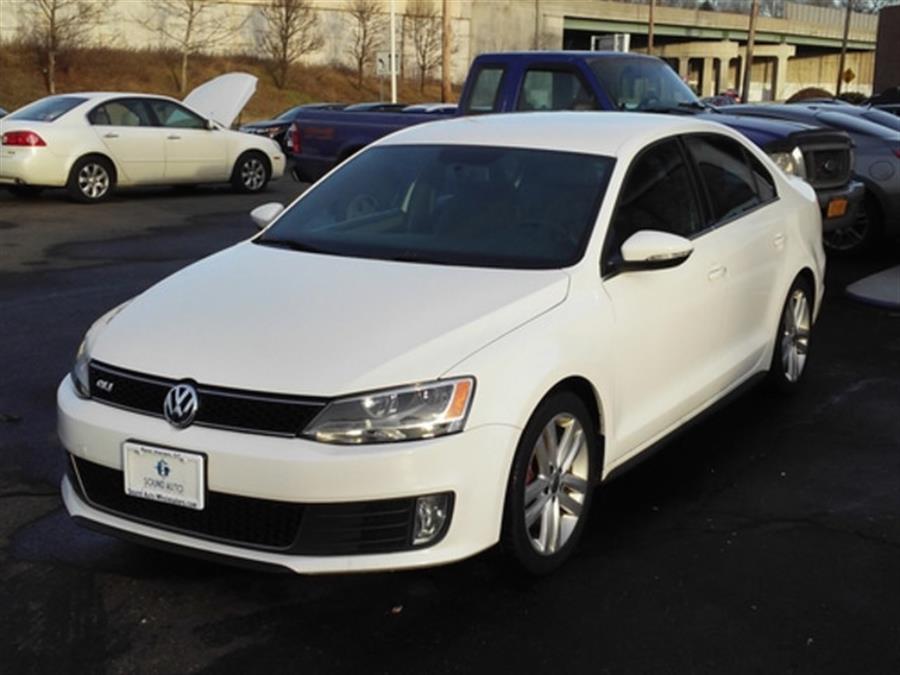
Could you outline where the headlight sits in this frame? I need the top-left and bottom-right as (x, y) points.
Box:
(303, 377), (475, 444)
(72, 339), (90, 398)
(266, 125), (288, 139)
(768, 147), (806, 178)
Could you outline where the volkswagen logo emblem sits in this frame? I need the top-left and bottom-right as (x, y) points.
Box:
(163, 383), (199, 429)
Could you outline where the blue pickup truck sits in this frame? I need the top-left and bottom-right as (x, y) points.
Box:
(287, 51), (863, 232)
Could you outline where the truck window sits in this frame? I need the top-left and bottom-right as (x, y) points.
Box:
(466, 67), (504, 114)
(517, 69), (598, 111)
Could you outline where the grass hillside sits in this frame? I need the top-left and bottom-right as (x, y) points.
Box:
(0, 45), (458, 122)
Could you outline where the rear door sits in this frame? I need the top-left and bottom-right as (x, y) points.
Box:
(146, 99), (228, 182)
(683, 133), (782, 378)
(88, 98), (165, 185)
(601, 138), (731, 460)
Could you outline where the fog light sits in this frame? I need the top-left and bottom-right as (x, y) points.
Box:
(413, 493), (452, 546)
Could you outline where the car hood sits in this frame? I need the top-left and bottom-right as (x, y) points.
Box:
(183, 72), (257, 127)
(89, 243), (570, 397)
(698, 111), (816, 148)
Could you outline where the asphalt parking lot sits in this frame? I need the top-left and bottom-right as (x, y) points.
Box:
(2, 179), (900, 675)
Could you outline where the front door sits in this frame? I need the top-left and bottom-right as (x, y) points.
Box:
(88, 98), (165, 185)
(146, 99), (228, 182)
(601, 138), (730, 461)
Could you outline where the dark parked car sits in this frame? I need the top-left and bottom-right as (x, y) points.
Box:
(729, 103), (900, 253)
(240, 103), (347, 149)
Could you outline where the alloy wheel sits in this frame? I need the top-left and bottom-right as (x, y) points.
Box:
(241, 158), (266, 191)
(781, 288), (811, 383)
(523, 413), (590, 555)
(77, 163), (110, 200)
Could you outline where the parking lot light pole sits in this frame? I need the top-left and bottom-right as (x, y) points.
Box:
(836, 0), (853, 96)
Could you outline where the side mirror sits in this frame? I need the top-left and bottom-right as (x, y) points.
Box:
(206, 119), (217, 130)
(619, 230), (693, 271)
(250, 202), (284, 229)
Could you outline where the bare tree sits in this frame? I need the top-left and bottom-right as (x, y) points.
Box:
(407, 0), (441, 92)
(24, 0), (110, 94)
(441, 0), (451, 102)
(348, 0), (385, 87)
(138, 0), (238, 95)
(259, 0), (323, 89)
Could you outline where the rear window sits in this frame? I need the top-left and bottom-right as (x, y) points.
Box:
(465, 67), (504, 114)
(7, 96), (87, 122)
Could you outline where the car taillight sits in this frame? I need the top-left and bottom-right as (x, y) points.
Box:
(290, 122), (301, 154)
(1, 130), (46, 147)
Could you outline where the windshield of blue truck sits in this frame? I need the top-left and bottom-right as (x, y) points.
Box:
(589, 57), (699, 111)
(256, 145), (614, 269)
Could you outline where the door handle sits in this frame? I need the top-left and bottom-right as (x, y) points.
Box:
(103, 132), (119, 139)
(773, 233), (786, 249)
(167, 134), (181, 140)
(708, 264), (727, 281)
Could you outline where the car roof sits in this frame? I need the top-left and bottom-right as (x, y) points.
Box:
(375, 111), (747, 158)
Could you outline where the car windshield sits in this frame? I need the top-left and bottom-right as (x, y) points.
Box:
(7, 96), (87, 122)
(257, 144), (614, 269)
(589, 56), (699, 112)
(276, 106), (302, 120)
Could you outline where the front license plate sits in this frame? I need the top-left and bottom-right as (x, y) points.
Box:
(122, 442), (205, 510)
(826, 197), (848, 218)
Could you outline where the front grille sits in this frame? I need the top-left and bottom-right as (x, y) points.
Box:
(70, 456), (449, 555)
(88, 361), (326, 437)
(804, 147), (851, 190)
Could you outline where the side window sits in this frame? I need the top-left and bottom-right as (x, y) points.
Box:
(148, 100), (206, 129)
(465, 67), (504, 114)
(606, 139), (703, 270)
(747, 152), (777, 203)
(684, 135), (762, 223)
(518, 69), (598, 111)
(89, 99), (151, 127)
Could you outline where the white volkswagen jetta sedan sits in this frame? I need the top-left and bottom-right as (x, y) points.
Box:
(59, 113), (825, 574)
(0, 73), (284, 202)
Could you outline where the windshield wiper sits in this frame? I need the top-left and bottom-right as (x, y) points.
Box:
(641, 101), (710, 115)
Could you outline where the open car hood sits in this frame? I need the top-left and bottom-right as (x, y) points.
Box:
(183, 72), (257, 127)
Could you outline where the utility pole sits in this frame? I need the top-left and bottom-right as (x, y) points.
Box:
(390, 0), (397, 103)
(533, 0), (540, 50)
(836, 0), (853, 96)
(442, 0), (452, 102)
(741, 0), (759, 104)
(648, 0), (655, 57)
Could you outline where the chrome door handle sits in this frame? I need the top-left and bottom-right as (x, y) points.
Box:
(708, 264), (727, 281)
(167, 134), (181, 140)
(103, 132), (119, 139)
(773, 233), (786, 249)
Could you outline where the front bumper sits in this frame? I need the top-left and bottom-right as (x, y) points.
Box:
(58, 377), (519, 573)
(816, 179), (864, 233)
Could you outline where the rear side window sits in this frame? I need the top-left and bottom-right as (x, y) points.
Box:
(465, 67), (504, 114)
(684, 135), (761, 223)
(517, 69), (598, 111)
(89, 99), (152, 127)
(606, 139), (703, 271)
(7, 96), (87, 122)
(747, 152), (777, 203)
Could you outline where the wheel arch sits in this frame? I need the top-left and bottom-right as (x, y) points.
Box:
(234, 148), (272, 177)
(67, 152), (119, 185)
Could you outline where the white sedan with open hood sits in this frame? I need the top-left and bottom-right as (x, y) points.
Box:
(59, 113), (825, 574)
(0, 73), (284, 202)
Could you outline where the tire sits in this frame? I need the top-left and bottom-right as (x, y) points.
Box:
(767, 276), (814, 393)
(66, 156), (115, 203)
(500, 391), (598, 575)
(8, 185), (43, 198)
(823, 194), (883, 255)
(231, 151), (270, 193)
